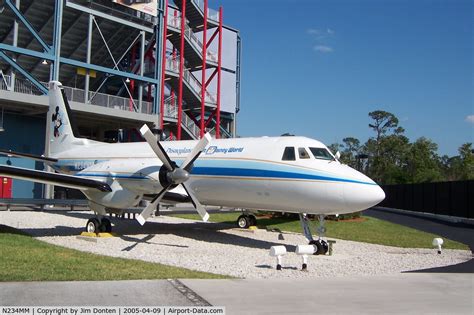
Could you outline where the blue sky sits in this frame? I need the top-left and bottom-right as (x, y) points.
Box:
(208, 0), (473, 156)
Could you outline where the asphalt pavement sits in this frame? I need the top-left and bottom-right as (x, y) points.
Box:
(365, 207), (474, 273)
(1, 274), (472, 314)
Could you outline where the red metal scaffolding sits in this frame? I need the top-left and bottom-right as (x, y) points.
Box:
(160, 0), (224, 140)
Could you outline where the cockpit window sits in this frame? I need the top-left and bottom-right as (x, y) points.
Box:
(309, 147), (334, 161)
(282, 147), (296, 161)
(298, 147), (311, 159)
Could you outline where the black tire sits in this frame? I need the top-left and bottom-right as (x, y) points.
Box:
(309, 240), (323, 255)
(101, 218), (112, 233)
(86, 218), (100, 233)
(248, 215), (257, 227)
(320, 240), (329, 255)
(237, 215), (250, 229)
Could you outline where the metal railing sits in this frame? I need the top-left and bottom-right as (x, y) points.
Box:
(0, 75), (157, 115)
(191, 0), (220, 22)
(164, 95), (200, 139)
(0, 73), (44, 95)
(164, 56), (216, 104)
(63, 86), (153, 115)
(182, 112), (200, 138)
(167, 13), (218, 63)
(0, 75), (203, 139)
(163, 95), (178, 118)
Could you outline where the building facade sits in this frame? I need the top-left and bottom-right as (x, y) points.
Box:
(0, 0), (241, 198)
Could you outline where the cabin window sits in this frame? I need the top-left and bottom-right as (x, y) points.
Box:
(282, 147), (296, 161)
(310, 147), (334, 161)
(298, 147), (311, 159)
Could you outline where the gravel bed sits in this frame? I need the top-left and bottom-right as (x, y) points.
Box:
(1, 210), (471, 279)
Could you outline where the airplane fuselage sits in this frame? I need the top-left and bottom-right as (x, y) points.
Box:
(50, 136), (385, 214)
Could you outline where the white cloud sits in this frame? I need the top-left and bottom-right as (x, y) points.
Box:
(307, 28), (335, 40)
(465, 115), (474, 124)
(313, 45), (333, 53)
(308, 28), (335, 53)
(307, 28), (323, 35)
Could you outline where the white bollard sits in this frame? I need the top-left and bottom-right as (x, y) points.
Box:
(296, 245), (314, 270)
(270, 246), (287, 270)
(432, 238), (444, 254)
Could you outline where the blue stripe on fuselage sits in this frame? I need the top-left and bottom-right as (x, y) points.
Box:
(51, 158), (376, 185)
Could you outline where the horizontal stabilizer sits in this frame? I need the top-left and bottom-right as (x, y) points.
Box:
(0, 165), (111, 192)
(0, 149), (58, 163)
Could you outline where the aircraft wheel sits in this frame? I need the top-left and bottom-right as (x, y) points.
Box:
(86, 218), (100, 233)
(100, 218), (112, 233)
(237, 215), (250, 229)
(309, 240), (323, 255)
(320, 240), (329, 255)
(248, 215), (257, 227)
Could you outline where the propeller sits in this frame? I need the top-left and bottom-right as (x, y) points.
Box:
(136, 125), (211, 225)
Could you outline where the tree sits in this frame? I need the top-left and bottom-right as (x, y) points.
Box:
(449, 143), (474, 180)
(368, 110), (400, 143)
(405, 137), (443, 183)
(365, 110), (409, 184)
(327, 143), (342, 156)
(341, 137), (361, 168)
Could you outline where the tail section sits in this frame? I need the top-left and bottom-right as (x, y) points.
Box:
(46, 81), (80, 156)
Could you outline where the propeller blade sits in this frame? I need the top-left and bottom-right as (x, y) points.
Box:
(137, 186), (169, 225)
(181, 133), (212, 172)
(140, 124), (174, 171)
(181, 183), (209, 222)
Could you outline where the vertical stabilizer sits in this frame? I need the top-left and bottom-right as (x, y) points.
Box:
(46, 81), (79, 156)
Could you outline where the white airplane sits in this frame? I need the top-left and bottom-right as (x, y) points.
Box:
(0, 81), (385, 254)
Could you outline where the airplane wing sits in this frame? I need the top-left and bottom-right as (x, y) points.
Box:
(0, 165), (111, 192)
(0, 149), (58, 163)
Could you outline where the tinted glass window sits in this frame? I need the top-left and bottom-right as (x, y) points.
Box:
(282, 147), (296, 161)
(309, 147), (334, 160)
(298, 147), (311, 159)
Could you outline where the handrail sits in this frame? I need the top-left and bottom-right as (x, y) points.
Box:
(163, 95), (200, 139)
(190, 0), (220, 22)
(0, 75), (156, 114)
(167, 13), (217, 63)
(0, 75), (203, 139)
(164, 56), (216, 104)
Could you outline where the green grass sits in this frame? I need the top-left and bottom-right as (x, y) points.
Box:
(0, 225), (229, 282)
(171, 213), (469, 250)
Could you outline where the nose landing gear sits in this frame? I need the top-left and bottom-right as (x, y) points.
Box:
(299, 213), (329, 255)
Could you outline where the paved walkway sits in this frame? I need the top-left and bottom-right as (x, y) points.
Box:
(365, 207), (474, 273)
(1, 274), (472, 314)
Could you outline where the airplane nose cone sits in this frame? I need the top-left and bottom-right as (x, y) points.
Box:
(341, 166), (386, 211)
(373, 185), (386, 205)
(344, 183), (385, 212)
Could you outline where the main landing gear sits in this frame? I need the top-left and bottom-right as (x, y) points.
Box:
(237, 213), (257, 229)
(86, 202), (112, 233)
(86, 217), (112, 233)
(299, 213), (328, 255)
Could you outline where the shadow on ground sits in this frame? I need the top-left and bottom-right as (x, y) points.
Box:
(11, 210), (296, 252)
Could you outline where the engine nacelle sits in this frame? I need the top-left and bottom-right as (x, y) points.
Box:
(83, 180), (142, 209)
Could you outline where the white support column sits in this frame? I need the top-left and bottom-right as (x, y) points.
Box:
(138, 30), (145, 113)
(52, 0), (63, 81)
(84, 13), (93, 103)
(10, 0), (20, 90)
